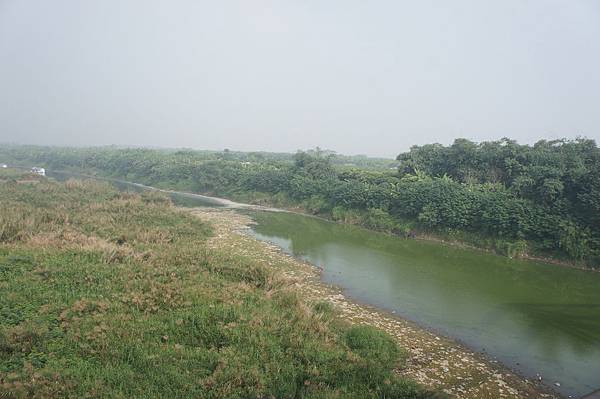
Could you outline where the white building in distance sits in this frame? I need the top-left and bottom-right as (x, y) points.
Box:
(31, 167), (46, 176)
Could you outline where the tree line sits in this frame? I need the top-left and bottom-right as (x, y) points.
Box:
(2, 138), (598, 267)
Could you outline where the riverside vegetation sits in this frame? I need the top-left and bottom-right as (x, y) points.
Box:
(2, 137), (599, 268)
(0, 171), (438, 398)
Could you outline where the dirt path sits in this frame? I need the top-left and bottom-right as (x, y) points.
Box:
(190, 208), (561, 399)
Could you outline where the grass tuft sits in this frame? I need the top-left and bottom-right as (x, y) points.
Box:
(0, 175), (435, 398)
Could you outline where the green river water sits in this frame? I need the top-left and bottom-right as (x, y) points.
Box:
(247, 211), (600, 398)
(48, 171), (600, 397)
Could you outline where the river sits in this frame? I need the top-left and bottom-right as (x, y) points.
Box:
(49, 171), (600, 397)
(246, 211), (600, 398)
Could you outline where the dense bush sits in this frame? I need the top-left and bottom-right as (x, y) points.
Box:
(2, 138), (599, 267)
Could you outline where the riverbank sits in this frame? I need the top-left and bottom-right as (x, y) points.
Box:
(0, 177), (435, 398)
(44, 169), (593, 271)
(191, 207), (561, 399)
(208, 190), (593, 273)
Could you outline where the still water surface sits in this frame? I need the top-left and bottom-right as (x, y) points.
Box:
(247, 211), (600, 397)
(48, 171), (600, 396)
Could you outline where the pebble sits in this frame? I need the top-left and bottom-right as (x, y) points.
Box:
(191, 209), (562, 399)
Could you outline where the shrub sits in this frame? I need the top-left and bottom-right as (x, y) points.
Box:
(141, 190), (171, 206)
(361, 208), (397, 232)
(495, 239), (528, 258)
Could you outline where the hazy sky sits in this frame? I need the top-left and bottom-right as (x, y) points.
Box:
(1, 1), (599, 157)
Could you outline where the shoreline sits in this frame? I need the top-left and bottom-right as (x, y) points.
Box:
(47, 169), (595, 272)
(190, 207), (562, 399)
(265, 203), (594, 273)
(253, 203), (596, 273)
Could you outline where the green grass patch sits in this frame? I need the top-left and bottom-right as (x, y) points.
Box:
(0, 177), (436, 398)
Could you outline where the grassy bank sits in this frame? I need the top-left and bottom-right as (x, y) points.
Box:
(192, 209), (560, 399)
(42, 168), (585, 269)
(4, 142), (598, 268)
(0, 173), (435, 398)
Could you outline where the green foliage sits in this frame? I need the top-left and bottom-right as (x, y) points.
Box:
(2, 138), (599, 267)
(393, 137), (600, 265)
(362, 208), (397, 232)
(494, 240), (529, 259)
(312, 301), (334, 314)
(331, 206), (362, 224)
(558, 221), (590, 260)
(0, 179), (433, 398)
(302, 195), (330, 214)
(345, 325), (400, 366)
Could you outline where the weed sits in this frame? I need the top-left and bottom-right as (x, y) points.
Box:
(0, 176), (433, 398)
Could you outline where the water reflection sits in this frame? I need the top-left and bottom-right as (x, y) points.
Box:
(248, 210), (600, 397)
(505, 303), (600, 349)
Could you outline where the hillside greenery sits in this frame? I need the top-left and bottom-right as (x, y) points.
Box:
(0, 173), (433, 398)
(2, 138), (598, 267)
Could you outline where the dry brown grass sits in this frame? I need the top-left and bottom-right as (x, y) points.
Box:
(0, 177), (434, 399)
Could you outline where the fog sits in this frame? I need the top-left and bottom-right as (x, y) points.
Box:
(1, 0), (599, 157)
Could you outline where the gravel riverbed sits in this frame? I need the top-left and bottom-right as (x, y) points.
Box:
(191, 208), (561, 399)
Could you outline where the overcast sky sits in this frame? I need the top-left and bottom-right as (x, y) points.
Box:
(1, 1), (599, 157)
